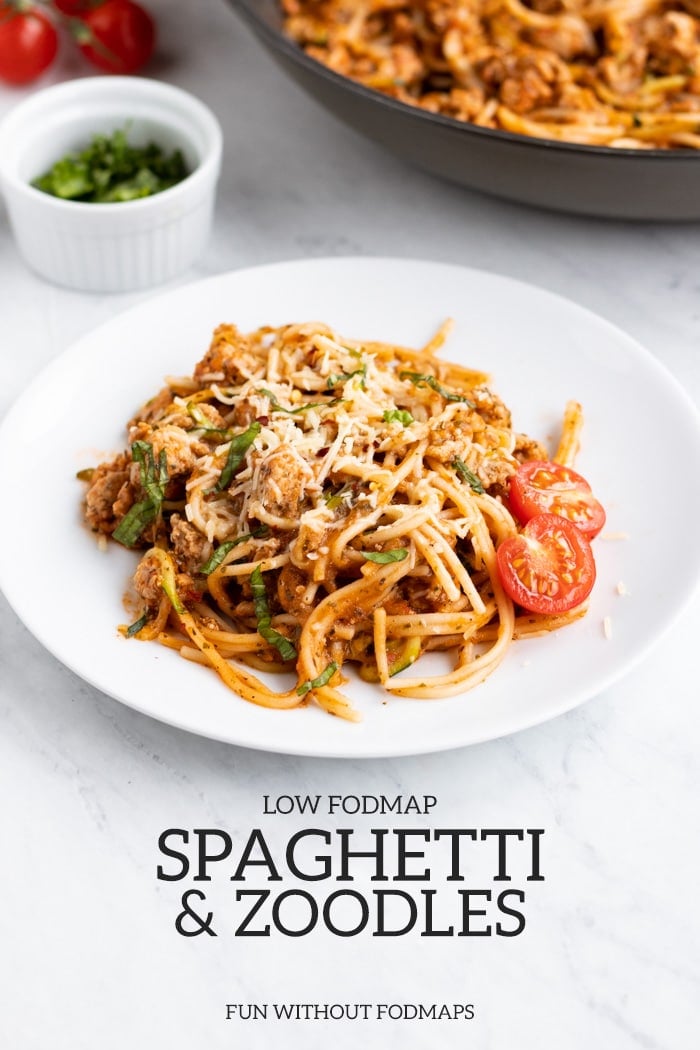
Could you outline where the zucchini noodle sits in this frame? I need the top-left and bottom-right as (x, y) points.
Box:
(81, 319), (587, 721)
(282, 0), (700, 149)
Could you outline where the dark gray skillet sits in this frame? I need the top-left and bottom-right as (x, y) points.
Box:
(225, 0), (700, 220)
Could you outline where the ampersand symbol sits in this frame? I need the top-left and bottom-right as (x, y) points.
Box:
(175, 890), (217, 937)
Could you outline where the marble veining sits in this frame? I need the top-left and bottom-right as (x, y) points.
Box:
(1, 1), (699, 1047)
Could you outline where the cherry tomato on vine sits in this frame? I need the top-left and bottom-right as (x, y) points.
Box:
(0, 4), (58, 85)
(52, 0), (90, 13)
(509, 459), (606, 539)
(78, 0), (155, 74)
(496, 513), (596, 615)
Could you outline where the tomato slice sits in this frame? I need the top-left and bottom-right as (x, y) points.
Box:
(496, 514), (596, 614)
(509, 460), (606, 538)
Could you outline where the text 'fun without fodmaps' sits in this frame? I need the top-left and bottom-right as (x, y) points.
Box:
(224, 1003), (476, 1021)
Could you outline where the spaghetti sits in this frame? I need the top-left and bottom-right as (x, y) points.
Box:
(81, 320), (589, 721)
(281, 0), (700, 149)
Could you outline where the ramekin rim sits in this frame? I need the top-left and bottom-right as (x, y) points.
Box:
(0, 75), (223, 213)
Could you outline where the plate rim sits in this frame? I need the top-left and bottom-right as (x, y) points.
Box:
(2, 256), (700, 758)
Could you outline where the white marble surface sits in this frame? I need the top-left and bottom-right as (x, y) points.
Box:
(1, 2), (699, 1048)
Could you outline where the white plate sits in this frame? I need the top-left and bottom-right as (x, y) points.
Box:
(1, 258), (699, 757)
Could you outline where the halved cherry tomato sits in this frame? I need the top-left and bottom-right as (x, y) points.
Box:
(496, 513), (596, 614)
(509, 460), (606, 539)
(0, 5), (58, 85)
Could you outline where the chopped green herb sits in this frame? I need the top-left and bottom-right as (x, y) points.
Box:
(133, 440), (168, 507)
(199, 540), (237, 576)
(362, 548), (408, 564)
(76, 467), (95, 482)
(382, 409), (414, 426)
(326, 364), (367, 389)
(125, 613), (149, 638)
(257, 388), (339, 415)
(113, 500), (157, 548)
(452, 457), (485, 494)
(186, 403), (231, 439)
(296, 662), (339, 696)
(32, 127), (188, 204)
(250, 565), (297, 662)
(399, 370), (475, 406)
(215, 421), (261, 492)
(113, 441), (168, 548)
(324, 482), (352, 510)
(199, 526), (269, 575)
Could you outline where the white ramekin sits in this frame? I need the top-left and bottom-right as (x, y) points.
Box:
(0, 76), (222, 293)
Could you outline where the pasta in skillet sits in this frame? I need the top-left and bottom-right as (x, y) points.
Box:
(282, 0), (700, 148)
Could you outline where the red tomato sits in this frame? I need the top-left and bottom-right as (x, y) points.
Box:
(79, 0), (154, 74)
(53, 0), (89, 13)
(0, 6), (58, 85)
(509, 460), (606, 538)
(496, 513), (596, 614)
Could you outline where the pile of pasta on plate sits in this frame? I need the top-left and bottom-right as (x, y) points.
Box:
(81, 319), (604, 721)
